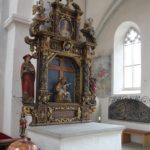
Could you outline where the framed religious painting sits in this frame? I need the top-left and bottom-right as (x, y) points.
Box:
(48, 56), (80, 104)
(59, 18), (73, 38)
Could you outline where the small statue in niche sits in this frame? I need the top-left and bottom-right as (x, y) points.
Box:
(19, 113), (27, 137)
(55, 77), (71, 102)
(21, 54), (35, 104)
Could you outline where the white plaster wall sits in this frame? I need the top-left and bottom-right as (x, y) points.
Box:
(0, 0), (2, 23)
(86, 0), (113, 29)
(17, 0), (33, 19)
(0, 0), (9, 131)
(74, 0), (86, 22)
(3, 21), (31, 137)
(91, 97), (101, 122)
(0, 0), (3, 131)
(94, 0), (150, 144)
(1, 0), (32, 136)
(2, 22), (29, 137)
(97, 0), (150, 59)
(3, 23), (16, 135)
(8, 0), (18, 16)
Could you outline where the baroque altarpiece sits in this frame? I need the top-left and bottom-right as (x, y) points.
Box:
(21, 0), (97, 126)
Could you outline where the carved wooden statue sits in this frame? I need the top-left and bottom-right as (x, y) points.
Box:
(55, 77), (71, 102)
(19, 113), (27, 137)
(21, 54), (35, 104)
(21, 0), (97, 126)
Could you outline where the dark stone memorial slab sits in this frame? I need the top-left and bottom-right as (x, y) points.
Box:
(109, 96), (150, 123)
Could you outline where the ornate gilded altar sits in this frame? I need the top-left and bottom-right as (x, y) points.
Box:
(22, 0), (96, 126)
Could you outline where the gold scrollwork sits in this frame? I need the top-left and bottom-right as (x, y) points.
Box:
(54, 117), (77, 123)
(47, 107), (53, 122)
(54, 106), (75, 111)
(22, 106), (34, 115)
(47, 52), (57, 63)
(63, 41), (73, 51)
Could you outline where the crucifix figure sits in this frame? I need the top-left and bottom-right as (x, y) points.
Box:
(48, 57), (75, 79)
(48, 57), (75, 102)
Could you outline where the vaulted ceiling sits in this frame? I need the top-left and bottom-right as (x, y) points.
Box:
(86, 0), (123, 38)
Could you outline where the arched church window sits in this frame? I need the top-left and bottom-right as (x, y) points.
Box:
(113, 22), (141, 94)
(123, 28), (141, 89)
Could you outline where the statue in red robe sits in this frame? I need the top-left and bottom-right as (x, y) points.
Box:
(21, 54), (35, 103)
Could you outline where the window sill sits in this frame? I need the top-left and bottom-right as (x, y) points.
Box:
(113, 90), (141, 95)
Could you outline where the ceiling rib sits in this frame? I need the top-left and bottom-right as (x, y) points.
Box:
(96, 0), (123, 39)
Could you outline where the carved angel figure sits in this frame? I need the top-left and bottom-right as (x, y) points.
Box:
(32, 0), (45, 16)
(84, 18), (95, 37)
(81, 18), (96, 43)
(19, 113), (27, 137)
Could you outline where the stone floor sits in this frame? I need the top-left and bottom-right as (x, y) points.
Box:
(122, 143), (150, 150)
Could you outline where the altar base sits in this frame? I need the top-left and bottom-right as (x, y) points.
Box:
(27, 122), (124, 150)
